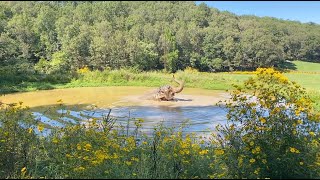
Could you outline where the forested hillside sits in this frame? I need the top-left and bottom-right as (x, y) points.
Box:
(1, 1), (320, 74)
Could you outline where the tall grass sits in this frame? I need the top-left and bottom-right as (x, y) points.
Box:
(67, 67), (250, 91)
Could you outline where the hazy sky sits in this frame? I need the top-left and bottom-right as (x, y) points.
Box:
(196, 1), (320, 24)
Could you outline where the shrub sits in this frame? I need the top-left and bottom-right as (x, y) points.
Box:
(0, 102), (38, 178)
(216, 68), (320, 179)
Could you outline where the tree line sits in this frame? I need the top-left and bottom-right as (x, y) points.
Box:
(0, 1), (320, 74)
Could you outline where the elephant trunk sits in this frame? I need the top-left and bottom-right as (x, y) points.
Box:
(172, 76), (184, 93)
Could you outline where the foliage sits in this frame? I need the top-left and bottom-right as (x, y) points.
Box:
(216, 68), (320, 179)
(34, 51), (69, 75)
(0, 1), (320, 74)
(0, 102), (38, 178)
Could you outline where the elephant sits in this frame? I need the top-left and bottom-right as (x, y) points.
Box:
(153, 75), (185, 101)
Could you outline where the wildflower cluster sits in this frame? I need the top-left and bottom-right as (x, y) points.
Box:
(0, 102), (38, 178)
(77, 66), (90, 74)
(217, 68), (320, 179)
(183, 66), (199, 74)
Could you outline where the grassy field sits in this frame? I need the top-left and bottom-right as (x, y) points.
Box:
(58, 61), (320, 92)
(0, 60), (318, 91)
(289, 60), (320, 72)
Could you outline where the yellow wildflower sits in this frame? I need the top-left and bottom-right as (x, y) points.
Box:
(142, 141), (147, 145)
(184, 149), (190, 155)
(289, 147), (300, 153)
(131, 157), (139, 162)
(77, 66), (90, 74)
(250, 141), (254, 146)
(309, 132), (315, 137)
(214, 149), (225, 155)
(250, 158), (256, 163)
(252, 149), (256, 154)
(21, 167), (27, 173)
(112, 153), (119, 159)
(91, 160), (99, 165)
(28, 128), (33, 134)
(182, 160), (190, 164)
(95, 150), (108, 161)
(37, 124), (44, 132)
(77, 144), (81, 150)
(255, 146), (261, 153)
(259, 117), (266, 124)
(74, 166), (85, 172)
(66, 154), (72, 158)
(84, 143), (92, 151)
(199, 149), (209, 155)
(52, 138), (59, 144)
(300, 162), (304, 165)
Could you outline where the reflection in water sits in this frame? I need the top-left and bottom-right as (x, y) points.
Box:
(60, 117), (77, 124)
(32, 105), (228, 137)
(33, 112), (66, 128)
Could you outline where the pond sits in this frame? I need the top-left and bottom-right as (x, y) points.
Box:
(1, 86), (230, 137)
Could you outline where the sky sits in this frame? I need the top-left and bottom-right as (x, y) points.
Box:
(196, 1), (320, 24)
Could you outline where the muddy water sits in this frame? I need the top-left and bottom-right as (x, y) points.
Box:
(1, 86), (156, 108)
(1, 86), (230, 136)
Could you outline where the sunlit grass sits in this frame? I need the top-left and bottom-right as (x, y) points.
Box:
(291, 60), (320, 72)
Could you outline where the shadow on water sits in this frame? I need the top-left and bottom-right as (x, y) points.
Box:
(27, 104), (228, 137)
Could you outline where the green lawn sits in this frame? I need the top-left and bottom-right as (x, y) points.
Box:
(291, 60), (320, 72)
